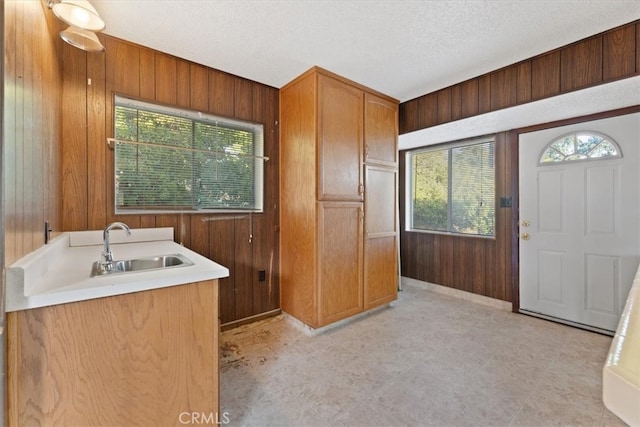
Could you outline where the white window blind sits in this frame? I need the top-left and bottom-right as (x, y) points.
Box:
(409, 138), (495, 237)
(113, 96), (264, 214)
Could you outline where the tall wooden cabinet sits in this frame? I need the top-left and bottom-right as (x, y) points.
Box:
(280, 67), (398, 328)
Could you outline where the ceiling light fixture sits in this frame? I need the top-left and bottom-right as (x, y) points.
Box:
(48, 0), (105, 52)
(51, 0), (105, 31)
(60, 26), (105, 52)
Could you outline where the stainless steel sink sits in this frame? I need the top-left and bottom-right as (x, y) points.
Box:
(90, 253), (194, 277)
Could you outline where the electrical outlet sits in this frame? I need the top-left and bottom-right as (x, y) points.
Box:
(258, 269), (266, 282)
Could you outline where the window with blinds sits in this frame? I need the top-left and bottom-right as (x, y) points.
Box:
(113, 96), (264, 214)
(409, 137), (495, 237)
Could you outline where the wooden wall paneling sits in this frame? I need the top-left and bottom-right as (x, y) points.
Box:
(451, 85), (462, 121)
(507, 130), (520, 311)
(493, 132), (509, 300)
(460, 79), (479, 118)
(252, 85), (279, 313)
(105, 38), (141, 95)
(417, 93), (437, 129)
(453, 238), (474, 292)
(478, 74), (491, 114)
(156, 215), (179, 240)
(5, 0), (63, 263)
(421, 233), (435, 283)
(208, 69), (234, 117)
(176, 60), (190, 108)
(399, 99), (418, 134)
(22, 4), (36, 251)
(472, 240), (487, 295)
(104, 37), (141, 228)
(151, 52), (180, 231)
(531, 51), (561, 100)
(209, 219), (236, 323)
(86, 45), (107, 230)
(233, 217), (254, 319)
(603, 25), (637, 80)
(637, 22), (640, 73)
(234, 78), (253, 120)
(155, 52), (177, 104)
(433, 234), (454, 286)
(139, 48), (155, 100)
(61, 44), (88, 231)
(560, 37), (603, 92)
(490, 67), (517, 110)
(516, 61), (532, 104)
(189, 216), (209, 257)
(190, 64), (209, 111)
(5, 0), (18, 265)
(437, 88), (452, 124)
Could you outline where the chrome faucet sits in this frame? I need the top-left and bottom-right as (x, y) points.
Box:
(99, 222), (132, 271)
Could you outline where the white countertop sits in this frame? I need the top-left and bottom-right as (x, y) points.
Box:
(603, 264), (640, 426)
(6, 227), (229, 312)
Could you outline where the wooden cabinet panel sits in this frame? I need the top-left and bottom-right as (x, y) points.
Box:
(364, 236), (398, 309)
(364, 165), (398, 310)
(364, 93), (398, 166)
(318, 202), (363, 324)
(365, 166), (396, 237)
(281, 67), (397, 329)
(318, 74), (363, 201)
(7, 281), (219, 426)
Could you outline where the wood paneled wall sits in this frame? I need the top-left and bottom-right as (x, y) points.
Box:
(400, 20), (640, 134)
(62, 35), (279, 324)
(399, 20), (639, 304)
(400, 132), (515, 301)
(4, 1), (63, 265)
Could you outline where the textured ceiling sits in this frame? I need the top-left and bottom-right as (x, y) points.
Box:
(92, 1), (640, 102)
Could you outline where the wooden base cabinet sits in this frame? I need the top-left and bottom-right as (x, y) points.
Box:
(7, 280), (220, 426)
(280, 66), (398, 329)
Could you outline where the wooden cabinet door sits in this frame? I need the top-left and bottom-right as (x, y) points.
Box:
(318, 201), (364, 325)
(364, 93), (398, 166)
(317, 75), (363, 201)
(364, 166), (398, 308)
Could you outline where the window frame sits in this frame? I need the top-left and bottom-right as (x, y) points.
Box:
(538, 130), (622, 166)
(112, 95), (265, 215)
(406, 135), (496, 238)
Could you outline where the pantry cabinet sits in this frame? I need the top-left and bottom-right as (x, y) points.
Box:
(280, 66), (398, 328)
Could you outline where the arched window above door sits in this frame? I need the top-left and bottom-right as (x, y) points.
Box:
(539, 132), (622, 164)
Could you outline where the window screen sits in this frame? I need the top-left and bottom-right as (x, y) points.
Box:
(409, 138), (495, 237)
(113, 96), (264, 214)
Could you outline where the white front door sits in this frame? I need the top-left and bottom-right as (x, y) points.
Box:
(519, 112), (640, 332)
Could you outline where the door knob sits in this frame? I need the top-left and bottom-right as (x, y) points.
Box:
(521, 232), (530, 240)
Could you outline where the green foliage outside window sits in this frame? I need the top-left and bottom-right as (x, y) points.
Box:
(114, 97), (263, 213)
(411, 140), (495, 236)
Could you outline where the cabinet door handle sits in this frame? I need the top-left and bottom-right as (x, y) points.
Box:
(358, 184), (364, 194)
